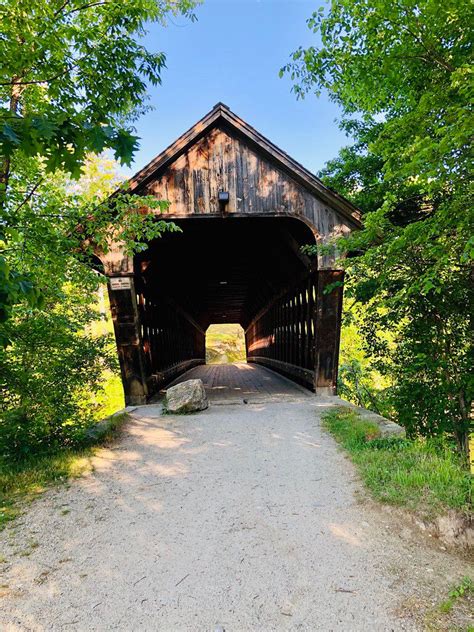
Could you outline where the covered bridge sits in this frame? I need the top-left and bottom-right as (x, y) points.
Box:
(100, 103), (361, 405)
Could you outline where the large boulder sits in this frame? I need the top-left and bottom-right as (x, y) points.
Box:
(164, 379), (208, 414)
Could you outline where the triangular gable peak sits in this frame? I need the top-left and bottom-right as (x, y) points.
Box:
(125, 103), (361, 238)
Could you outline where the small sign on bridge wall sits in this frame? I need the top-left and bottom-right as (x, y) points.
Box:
(109, 277), (132, 291)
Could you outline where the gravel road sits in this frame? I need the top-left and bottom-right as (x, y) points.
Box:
(0, 398), (470, 631)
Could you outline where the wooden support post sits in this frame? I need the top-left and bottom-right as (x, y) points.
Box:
(314, 270), (344, 395)
(107, 276), (149, 406)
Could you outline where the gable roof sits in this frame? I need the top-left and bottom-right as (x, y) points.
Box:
(124, 102), (361, 228)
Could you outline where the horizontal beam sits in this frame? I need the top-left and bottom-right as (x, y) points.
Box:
(150, 358), (206, 391)
(248, 356), (314, 390)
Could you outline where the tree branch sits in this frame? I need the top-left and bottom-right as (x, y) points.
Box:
(65, 1), (111, 16)
(388, 7), (455, 73)
(53, 0), (72, 17)
(0, 63), (78, 87)
(12, 178), (44, 214)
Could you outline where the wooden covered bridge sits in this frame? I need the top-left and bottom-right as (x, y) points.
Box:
(99, 103), (361, 405)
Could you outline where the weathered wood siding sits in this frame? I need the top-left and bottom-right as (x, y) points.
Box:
(143, 127), (353, 243)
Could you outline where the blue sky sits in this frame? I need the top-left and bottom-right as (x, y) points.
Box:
(125, 0), (349, 178)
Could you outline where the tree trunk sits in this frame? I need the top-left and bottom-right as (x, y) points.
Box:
(0, 78), (23, 208)
(456, 390), (472, 465)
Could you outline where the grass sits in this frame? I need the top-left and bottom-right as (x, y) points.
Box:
(93, 371), (125, 418)
(322, 406), (472, 519)
(423, 576), (474, 631)
(437, 577), (473, 615)
(0, 412), (129, 530)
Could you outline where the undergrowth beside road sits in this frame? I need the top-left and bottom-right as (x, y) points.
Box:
(424, 576), (474, 632)
(0, 412), (129, 530)
(323, 407), (472, 520)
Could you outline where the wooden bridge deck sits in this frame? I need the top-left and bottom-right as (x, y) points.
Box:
(165, 362), (312, 403)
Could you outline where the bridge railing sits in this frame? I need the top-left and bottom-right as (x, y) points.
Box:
(245, 269), (344, 393)
(245, 273), (317, 389)
(138, 294), (205, 392)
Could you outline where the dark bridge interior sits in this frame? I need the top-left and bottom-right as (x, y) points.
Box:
(126, 216), (343, 397)
(135, 217), (314, 329)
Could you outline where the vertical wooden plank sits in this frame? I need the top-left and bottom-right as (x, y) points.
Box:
(241, 140), (250, 213)
(305, 278), (313, 369)
(202, 134), (211, 214)
(235, 137), (244, 213)
(313, 270), (344, 395)
(296, 288), (302, 369)
(107, 277), (149, 405)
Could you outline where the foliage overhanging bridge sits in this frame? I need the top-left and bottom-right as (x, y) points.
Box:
(97, 103), (361, 405)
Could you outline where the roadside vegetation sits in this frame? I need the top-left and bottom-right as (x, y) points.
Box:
(0, 411), (129, 530)
(0, 1), (198, 524)
(0, 446), (93, 529)
(285, 0), (473, 462)
(323, 407), (472, 520)
(424, 576), (474, 632)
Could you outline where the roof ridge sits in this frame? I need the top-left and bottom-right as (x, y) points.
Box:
(212, 101), (230, 110)
(121, 103), (361, 227)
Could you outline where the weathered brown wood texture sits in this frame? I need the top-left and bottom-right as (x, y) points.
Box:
(314, 270), (345, 392)
(143, 127), (352, 241)
(105, 103), (361, 403)
(107, 279), (150, 405)
(138, 294), (205, 392)
(246, 271), (318, 389)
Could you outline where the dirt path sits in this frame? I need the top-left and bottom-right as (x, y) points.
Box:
(0, 397), (471, 631)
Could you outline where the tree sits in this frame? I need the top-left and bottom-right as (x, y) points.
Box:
(0, 154), (182, 457)
(283, 0), (473, 456)
(0, 0), (198, 456)
(0, 0), (198, 322)
(0, 0), (197, 188)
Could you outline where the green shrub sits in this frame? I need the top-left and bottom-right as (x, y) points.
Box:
(285, 0), (473, 457)
(323, 407), (472, 518)
(0, 287), (118, 459)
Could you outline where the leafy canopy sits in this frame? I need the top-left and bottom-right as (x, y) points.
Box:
(283, 0), (474, 454)
(0, 0), (197, 178)
(0, 0), (198, 456)
(0, 0), (198, 326)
